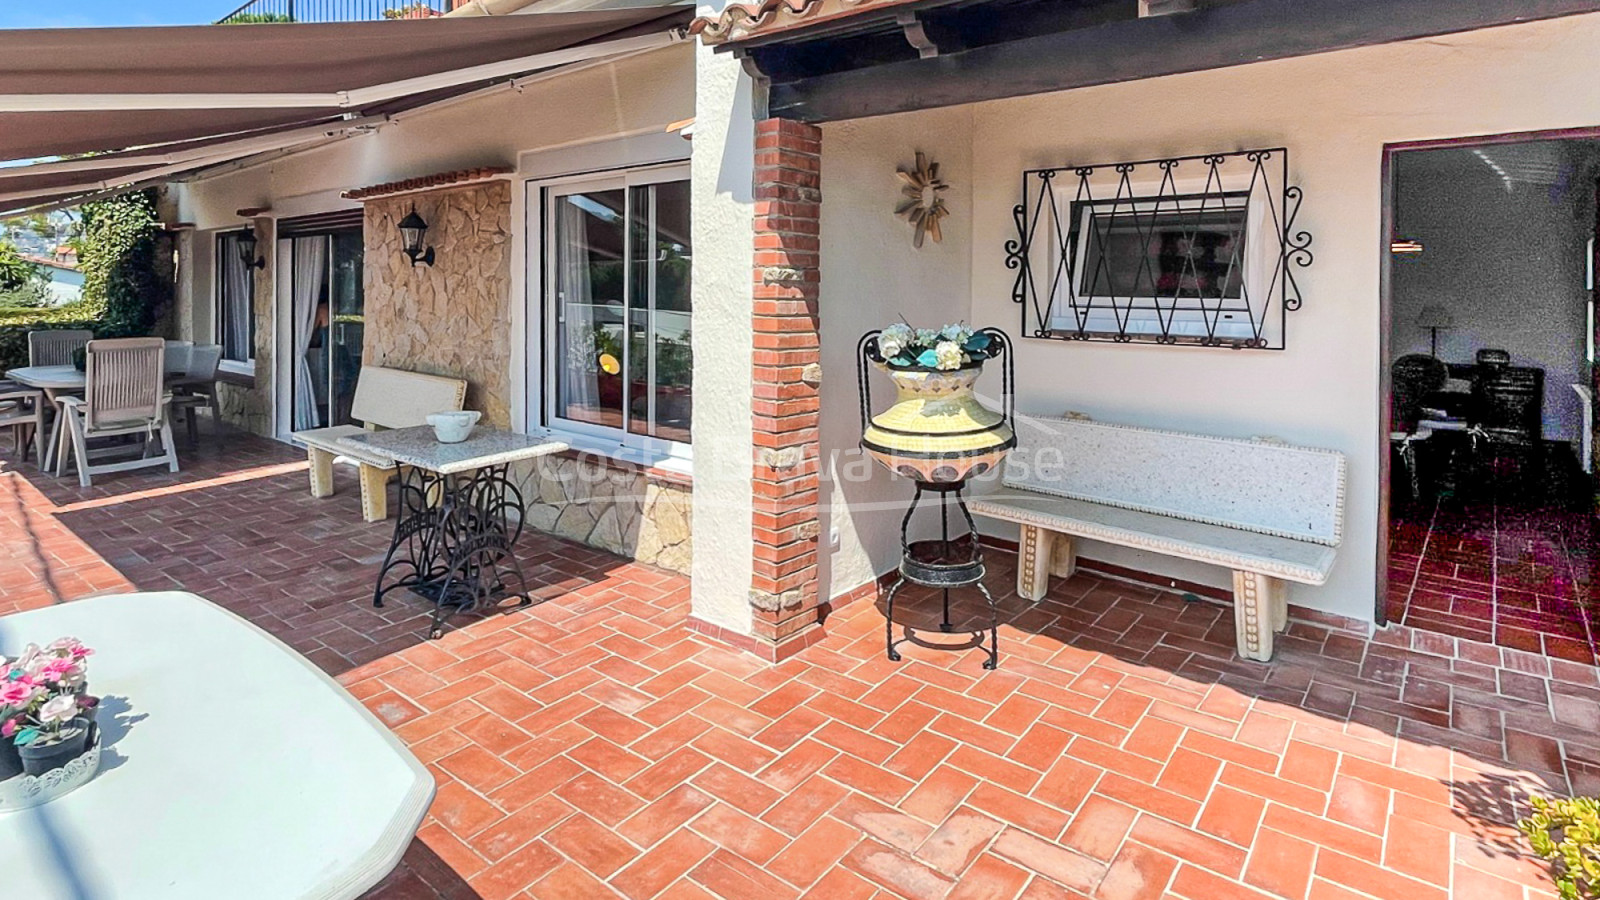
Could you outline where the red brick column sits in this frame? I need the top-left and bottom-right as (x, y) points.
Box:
(749, 117), (824, 660)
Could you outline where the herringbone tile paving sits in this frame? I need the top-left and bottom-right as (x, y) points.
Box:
(0, 430), (1589, 899)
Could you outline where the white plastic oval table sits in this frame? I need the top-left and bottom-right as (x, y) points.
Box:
(0, 592), (433, 899)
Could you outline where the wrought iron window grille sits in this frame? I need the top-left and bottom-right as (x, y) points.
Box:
(1005, 148), (1312, 350)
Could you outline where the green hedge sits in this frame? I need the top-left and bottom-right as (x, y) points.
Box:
(0, 190), (170, 373)
(0, 303), (105, 372)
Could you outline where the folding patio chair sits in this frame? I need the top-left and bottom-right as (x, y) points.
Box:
(54, 338), (180, 488)
(170, 343), (224, 445)
(27, 329), (93, 366)
(0, 380), (45, 466)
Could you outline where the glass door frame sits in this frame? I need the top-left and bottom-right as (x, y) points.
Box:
(529, 162), (692, 461)
(273, 225), (364, 439)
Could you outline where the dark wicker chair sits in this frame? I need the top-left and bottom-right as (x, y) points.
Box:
(1390, 354), (1449, 500)
(1472, 364), (1544, 492)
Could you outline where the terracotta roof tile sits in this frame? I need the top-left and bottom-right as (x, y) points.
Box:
(342, 166), (510, 202)
(690, 0), (919, 46)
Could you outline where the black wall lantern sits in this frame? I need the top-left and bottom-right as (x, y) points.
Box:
(398, 207), (435, 267)
(236, 225), (265, 269)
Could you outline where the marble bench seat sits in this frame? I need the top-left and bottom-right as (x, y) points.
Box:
(290, 366), (466, 523)
(971, 415), (1346, 661)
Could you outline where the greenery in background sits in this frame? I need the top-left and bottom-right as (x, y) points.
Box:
(220, 12), (294, 22)
(0, 238), (43, 291)
(380, 3), (438, 18)
(73, 189), (168, 338)
(0, 282), (52, 310)
(1522, 795), (1600, 899)
(0, 189), (169, 369)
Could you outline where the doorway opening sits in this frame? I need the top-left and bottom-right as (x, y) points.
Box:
(1383, 132), (1600, 665)
(283, 226), (364, 433)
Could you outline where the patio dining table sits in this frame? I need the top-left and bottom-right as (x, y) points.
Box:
(0, 591), (433, 899)
(6, 365), (210, 472)
(339, 424), (568, 638)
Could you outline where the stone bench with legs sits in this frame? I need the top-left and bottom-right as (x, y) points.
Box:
(291, 365), (467, 522)
(970, 415), (1346, 661)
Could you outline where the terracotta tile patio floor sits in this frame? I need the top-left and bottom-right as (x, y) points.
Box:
(2, 429), (1595, 900)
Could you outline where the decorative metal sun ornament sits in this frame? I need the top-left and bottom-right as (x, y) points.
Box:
(895, 152), (950, 249)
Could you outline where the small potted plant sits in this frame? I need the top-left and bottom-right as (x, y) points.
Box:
(1, 638), (98, 779)
(1521, 794), (1600, 900)
(0, 667), (29, 782)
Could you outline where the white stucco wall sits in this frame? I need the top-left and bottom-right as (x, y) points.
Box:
(821, 12), (1600, 623)
(817, 109), (977, 599)
(687, 27), (756, 634)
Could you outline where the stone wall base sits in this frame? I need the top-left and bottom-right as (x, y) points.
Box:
(217, 381), (274, 437)
(510, 451), (692, 575)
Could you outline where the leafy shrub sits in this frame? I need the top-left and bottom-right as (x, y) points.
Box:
(1521, 795), (1600, 899)
(73, 190), (168, 339)
(0, 281), (51, 309)
(220, 11), (294, 22)
(0, 190), (169, 370)
(0, 241), (41, 292)
(0, 306), (102, 370)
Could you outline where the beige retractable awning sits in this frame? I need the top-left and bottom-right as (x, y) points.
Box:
(0, 8), (688, 215)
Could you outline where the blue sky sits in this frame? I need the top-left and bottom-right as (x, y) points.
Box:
(0, 0), (226, 28)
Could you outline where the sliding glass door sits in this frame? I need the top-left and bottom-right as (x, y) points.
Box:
(288, 227), (364, 431)
(542, 167), (692, 454)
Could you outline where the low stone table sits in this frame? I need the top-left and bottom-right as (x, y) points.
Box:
(338, 425), (568, 637)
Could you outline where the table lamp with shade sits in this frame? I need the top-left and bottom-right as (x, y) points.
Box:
(1415, 305), (1453, 357)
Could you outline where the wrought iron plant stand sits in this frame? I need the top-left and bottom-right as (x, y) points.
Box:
(372, 463), (530, 639)
(858, 328), (1015, 669)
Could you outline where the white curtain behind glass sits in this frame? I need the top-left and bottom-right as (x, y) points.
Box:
(221, 237), (253, 363)
(557, 198), (597, 413)
(292, 236), (328, 431)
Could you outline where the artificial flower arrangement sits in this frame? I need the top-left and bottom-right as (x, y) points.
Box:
(1, 637), (98, 779)
(876, 322), (1000, 371)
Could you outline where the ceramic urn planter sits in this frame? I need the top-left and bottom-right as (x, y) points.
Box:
(861, 362), (1015, 484)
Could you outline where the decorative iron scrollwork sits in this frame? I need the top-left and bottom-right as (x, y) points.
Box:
(1009, 148), (1312, 350)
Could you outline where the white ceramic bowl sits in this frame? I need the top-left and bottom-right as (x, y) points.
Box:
(427, 410), (481, 444)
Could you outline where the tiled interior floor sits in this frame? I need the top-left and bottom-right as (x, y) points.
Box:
(3, 428), (1595, 900)
(1387, 490), (1599, 666)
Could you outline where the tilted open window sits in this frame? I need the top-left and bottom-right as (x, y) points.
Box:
(1007, 149), (1312, 350)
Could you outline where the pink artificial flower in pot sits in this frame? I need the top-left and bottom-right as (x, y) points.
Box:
(16, 692), (97, 777)
(44, 637), (91, 661)
(0, 680), (40, 710)
(36, 657), (85, 692)
(0, 711), (21, 775)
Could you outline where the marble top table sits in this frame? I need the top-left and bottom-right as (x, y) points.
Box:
(335, 425), (568, 475)
(0, 592), (432, 899)
(337, 426), (567, 638)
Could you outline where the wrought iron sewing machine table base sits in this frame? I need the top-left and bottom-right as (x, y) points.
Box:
(372, 462), (529, 639)
(884, 483), (999, 670)
(334, 424), (569, 640)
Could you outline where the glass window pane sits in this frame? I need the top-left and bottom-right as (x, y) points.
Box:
(217, 233), (254, 364)
(650, 180), (692, 443)
(552, 189), (628, 431)
(628, 185), (650, 438)
(329, 229), (364, 426)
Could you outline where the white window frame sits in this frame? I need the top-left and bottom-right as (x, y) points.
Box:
(527, 161), (692, 465)
(214, 230), (256, 377)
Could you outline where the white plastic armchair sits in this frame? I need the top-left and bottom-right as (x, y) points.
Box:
(0, 380), (45, 465)
(55, 337), (180, 487)
(171, 343), (224, 444)
(27, 329), (92, 366)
